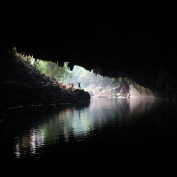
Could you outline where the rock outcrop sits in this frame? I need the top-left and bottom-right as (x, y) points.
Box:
(85, 82), (154, 99)
(0, 52), (90, 108)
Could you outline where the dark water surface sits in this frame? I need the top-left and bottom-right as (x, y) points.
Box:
(0, 98), (177, 176)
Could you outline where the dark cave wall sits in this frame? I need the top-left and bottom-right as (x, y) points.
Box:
(48, 48), (175, 101)
(2, 42), (177, 101)
(1, 24), (177, 101)
(0, 2), (176, 101)
(49, 43), (176, 100)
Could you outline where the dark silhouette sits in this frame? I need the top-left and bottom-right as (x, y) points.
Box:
(78, 82), (81, 89)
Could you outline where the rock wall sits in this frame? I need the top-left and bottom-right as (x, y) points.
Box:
(85, 81), (154, 99)
(129, 84), (154, 98)
(0, 52), (90, 108)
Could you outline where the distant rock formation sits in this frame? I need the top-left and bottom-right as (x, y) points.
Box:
(85, 82), (154, 99)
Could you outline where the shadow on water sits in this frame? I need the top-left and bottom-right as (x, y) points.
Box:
(0, 98), (177, 176)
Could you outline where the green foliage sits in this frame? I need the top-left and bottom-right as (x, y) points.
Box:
(20, 55), (121, 87)
(33, 60), (73, 82)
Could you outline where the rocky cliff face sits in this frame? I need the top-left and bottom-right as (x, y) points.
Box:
(0, 52), (90, 109)
(85, 82), (154, 99)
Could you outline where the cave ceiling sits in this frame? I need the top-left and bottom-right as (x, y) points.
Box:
(0, 2), (176, 80)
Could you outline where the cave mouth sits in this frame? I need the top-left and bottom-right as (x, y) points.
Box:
(0, 47), (155, 110)
(2, 45), (176, 101)
(64, 65), (154, 99)
(25, 53), (154, 99)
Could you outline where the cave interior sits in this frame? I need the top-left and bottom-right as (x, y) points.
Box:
(0, 2), (176, 100)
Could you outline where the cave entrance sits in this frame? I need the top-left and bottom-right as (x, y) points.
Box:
(64, 65), (154, 99)
(25, 55), (154, 99)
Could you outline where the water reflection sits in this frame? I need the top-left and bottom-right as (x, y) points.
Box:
(12, 102), (91, 158)
(10, 98), (158, 158)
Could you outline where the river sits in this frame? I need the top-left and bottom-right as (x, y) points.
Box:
(0, 98), (177, 176)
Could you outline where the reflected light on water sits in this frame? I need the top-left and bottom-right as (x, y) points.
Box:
(128, 98), (154, 115)
(12, 98), (158, 158)
(30, 129), (45, 154)
(15, 129), (45, 158)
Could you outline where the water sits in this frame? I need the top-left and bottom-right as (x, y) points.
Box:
(0, 98), (177, 176)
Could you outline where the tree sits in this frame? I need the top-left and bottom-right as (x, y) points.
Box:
(32, 60), (73, 82)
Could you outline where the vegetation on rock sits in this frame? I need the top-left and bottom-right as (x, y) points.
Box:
(0, 49), (90, 109)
